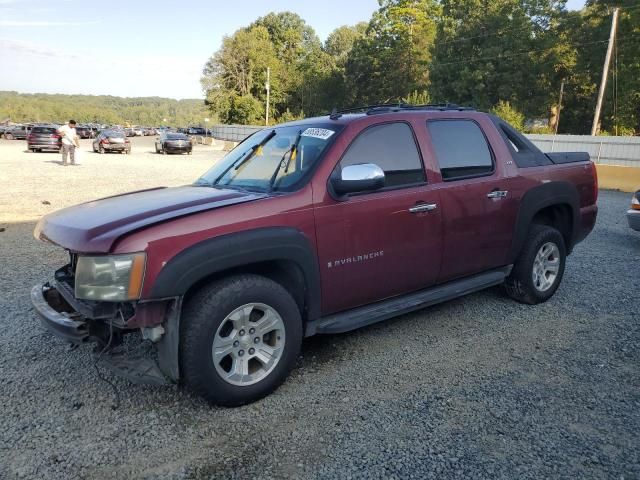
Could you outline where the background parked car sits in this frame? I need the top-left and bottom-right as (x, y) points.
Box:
(4, 125), (31, 140)
(92, 130), (131, 154)
(133, 127), (144, 136)
(124, 128), (136, 137)
(187, 127), (206, 135)
(155, 132), (192, 155)
(627, 190), (640, 231)
(27, 125), (62, 152)
(75, 126), (95, 139)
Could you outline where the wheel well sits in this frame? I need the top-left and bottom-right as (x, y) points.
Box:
(182, 260), (308, 322)
(532, 204), (573, 250)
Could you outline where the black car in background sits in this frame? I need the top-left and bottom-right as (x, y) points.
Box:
(4, 125), (31, 140)
(92, 130), (131, 154)
(155, 132), (192, 155)
(28, 125), (62, 152)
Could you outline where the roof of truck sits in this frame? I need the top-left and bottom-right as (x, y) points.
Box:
(278, 104), (481, 128)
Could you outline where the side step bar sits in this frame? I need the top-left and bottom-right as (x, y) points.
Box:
(310, 266), (511, 335)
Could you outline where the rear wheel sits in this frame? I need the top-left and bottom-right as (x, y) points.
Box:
(181, 274), (302, 406)
(504, 224), (566, 304)
(5, 133), (13, 140)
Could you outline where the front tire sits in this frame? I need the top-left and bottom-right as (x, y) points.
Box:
(504, 224), (566, 304)
(181, 274), (302, 407)
(99, 145), (105, 154)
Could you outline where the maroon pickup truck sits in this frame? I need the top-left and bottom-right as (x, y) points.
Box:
(31, 105), (598, 406)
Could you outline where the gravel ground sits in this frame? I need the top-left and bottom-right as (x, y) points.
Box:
(0, 138), (638, 479)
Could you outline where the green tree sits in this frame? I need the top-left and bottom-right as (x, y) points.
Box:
(345, 0), (441, 105)
(202, 25), (280, 123)
(491, 100), (525, 130)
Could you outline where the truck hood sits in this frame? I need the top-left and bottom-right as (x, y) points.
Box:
(34, 186), (267, 252)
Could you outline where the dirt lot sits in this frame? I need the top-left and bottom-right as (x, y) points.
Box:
(0, 137), (639, 479)
(0, 136), (224, 223)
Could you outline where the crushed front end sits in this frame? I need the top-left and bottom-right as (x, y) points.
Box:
(31, 252), (180, 386)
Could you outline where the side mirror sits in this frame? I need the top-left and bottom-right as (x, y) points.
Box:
(331, 163), (385, 196)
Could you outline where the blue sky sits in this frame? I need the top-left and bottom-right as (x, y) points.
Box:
(0, 0), (586, 99)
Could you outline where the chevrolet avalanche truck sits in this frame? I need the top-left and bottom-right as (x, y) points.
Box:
(31, 105), (598, 406)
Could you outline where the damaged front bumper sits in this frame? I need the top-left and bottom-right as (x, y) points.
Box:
(31, 284), (89, 344)
(31, 281), (181, 386)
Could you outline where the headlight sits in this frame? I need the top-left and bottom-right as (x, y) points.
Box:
(75, 253), (146, 302)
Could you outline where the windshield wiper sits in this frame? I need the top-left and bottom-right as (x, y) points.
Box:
(268, 129), (302, 193)
(213, 130), (276, 185)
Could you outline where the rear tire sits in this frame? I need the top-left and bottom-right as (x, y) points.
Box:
(181, 274), (302, 407)
(504, 224), (566, 304)
(6, 133), (13, 140)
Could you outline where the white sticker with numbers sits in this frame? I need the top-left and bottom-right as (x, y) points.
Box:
(301, 128), (335, 140)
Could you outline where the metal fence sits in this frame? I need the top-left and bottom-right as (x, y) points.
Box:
(210, 124), (263, 142)
(525, 134), (640, 167)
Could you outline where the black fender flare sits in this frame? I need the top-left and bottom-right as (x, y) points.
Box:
(509, 181), (580, 263)
(150, 227), (321, 321)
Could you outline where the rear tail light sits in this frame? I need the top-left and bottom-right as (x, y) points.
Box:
(100, 139), (110, 144)
(631, 195), (640, 211)
(27, 134), (33, 141)
(592, 162), (599, 203)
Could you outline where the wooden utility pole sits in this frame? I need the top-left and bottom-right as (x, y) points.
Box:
(591, 7), (619, 136)
(265, 67), (271, 126)
(555, 79), (565, 135)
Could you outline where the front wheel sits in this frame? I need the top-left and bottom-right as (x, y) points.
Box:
(180, 274), (302, 406)
(99, 146), (105, 154)
(504, 224), (566, 304)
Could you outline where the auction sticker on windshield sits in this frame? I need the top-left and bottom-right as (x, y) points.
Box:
(301, 128), (335, 140)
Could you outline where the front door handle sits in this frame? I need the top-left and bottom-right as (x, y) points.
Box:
(409, 203), (437, 213)
(487, 190), (508, 199)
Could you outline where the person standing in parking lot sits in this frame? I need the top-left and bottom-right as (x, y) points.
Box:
(58, 120), (80, 165)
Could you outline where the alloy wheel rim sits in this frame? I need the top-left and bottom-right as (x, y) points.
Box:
(532, 242), (561, 292)
(212, 302), (286, 386)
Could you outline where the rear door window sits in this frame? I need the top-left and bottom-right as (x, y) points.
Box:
(340, 122), (425, 188)
(427, 120), (494, 180)
(33, 127), (57, 134)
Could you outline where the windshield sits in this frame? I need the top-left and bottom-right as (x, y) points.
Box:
(196, 124), (341, 192)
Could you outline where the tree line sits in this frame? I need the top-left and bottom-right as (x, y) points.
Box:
(201, 0), (640, 135)
(0, 91), (209, 127)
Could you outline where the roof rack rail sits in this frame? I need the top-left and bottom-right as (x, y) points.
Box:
(328, 103), (475, 119)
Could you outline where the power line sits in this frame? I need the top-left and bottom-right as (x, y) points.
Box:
(432, 38), (612, 68)
(433, 3), (640, 48)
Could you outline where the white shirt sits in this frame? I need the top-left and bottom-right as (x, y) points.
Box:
(58, 125), (77, 146)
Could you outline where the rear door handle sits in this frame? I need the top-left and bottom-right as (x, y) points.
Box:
(409, 203), (437, 213)
(487, 190), (508, 199)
